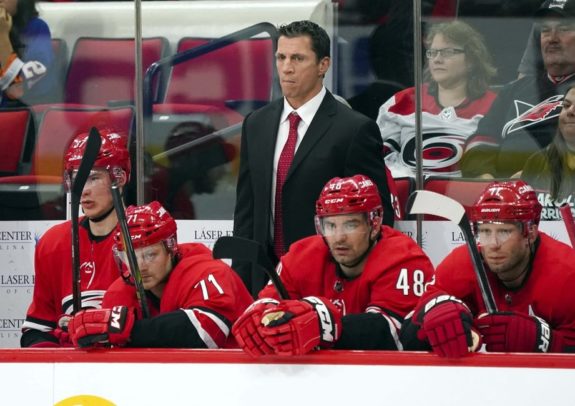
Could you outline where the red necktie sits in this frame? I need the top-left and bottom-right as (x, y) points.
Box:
(274, 112), (301, 259)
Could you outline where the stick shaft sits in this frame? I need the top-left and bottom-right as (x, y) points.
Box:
(71, 128), (101, 314)
(111, 185), (150, 318)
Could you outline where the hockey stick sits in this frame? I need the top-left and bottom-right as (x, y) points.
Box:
(213, 236), (290, 299)
(70, 127), (102, 314)
(560, 204), (575, 249)
(111, 184), (150, 318)
(407, 190), (498, 313)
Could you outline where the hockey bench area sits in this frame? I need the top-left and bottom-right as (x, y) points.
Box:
(1, 348), (574, 405)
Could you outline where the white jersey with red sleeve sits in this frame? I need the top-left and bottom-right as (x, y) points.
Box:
(103, 243), (253, 349)
(21, 218), (119, 347)
(376, 84), (496, 178)
(259, 226), (435, 349)
(426, 233), (575, 352)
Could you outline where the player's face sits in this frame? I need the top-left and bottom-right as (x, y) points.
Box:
(540, 19), (575, 76)
(427, 34), (468, 89)
(134, 242), (173, 294)
(476, 222), (532, 288)
(79, 169), (114, 218)
(559, 87), (575, 147)
(276, 35), (330, 109)
(321, 213), (374, 278)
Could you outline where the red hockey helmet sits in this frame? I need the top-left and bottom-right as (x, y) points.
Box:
(115, 201), (178, 252)
(315, 175), (383, 234)
(470, 180), (542, 232)
(64, 127), (131, 188)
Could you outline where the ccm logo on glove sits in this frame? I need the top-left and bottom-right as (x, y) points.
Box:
(110, 306), (125, 332)
(305, 296), (335, 342)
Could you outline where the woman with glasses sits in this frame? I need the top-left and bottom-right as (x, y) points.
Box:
(376, 20), (497, 178)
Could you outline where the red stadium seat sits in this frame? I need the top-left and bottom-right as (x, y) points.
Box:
(0, 107), (134, 219)
(64, 37), (168, 106)
(164, 37), (274, 110)
(422, 176), (500, 220)
(50, 38), (69, 104)
(0, 108), (32, 175)
(392, 176), (416, 220)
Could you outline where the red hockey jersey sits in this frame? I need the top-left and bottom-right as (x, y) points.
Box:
(103, 243), (253, 348)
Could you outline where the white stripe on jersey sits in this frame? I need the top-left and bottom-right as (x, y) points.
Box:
(182, 308), (230, 349)
(366, 306), (403, 350)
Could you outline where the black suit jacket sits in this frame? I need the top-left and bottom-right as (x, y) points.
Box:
(233, 91), (393, 295)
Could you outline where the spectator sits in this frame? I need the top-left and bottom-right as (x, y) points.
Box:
(401, 180), (575, 357)
(522, 83), (575, 219)
(233, 20), (393, 296)
(377, 20), (497, 178)
(461, 0), (575, 178)
(146, 121), (235, 219)
(232, 175), (434, 356)
(20, 128), (131, 347)
(67, 201), (253, 348)
(0, 0), (55, 107)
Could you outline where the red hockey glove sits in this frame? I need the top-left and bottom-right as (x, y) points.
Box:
(68, 306), (135, 348)
(259, 296), (342, 356)
(476, 312), (552, 353)
(231, 298), (279, 357)
(417, 295), (481, 358)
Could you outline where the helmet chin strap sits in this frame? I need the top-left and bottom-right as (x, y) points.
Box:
(88, 205), (115, 223)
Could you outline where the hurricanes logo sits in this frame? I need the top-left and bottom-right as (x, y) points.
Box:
(401, 133), (466, 173)
(55, 394), (116, 406)
(503, 95), (563, 137)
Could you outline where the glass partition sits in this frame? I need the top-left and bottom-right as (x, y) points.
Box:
(0, 0), (568, 224)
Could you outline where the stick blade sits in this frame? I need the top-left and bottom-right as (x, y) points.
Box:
(407, 190), (466, 223)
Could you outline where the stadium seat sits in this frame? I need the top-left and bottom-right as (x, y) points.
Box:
(0, 108), (32, 175)
(392, 176), (416, 220)
(0, 107), (134, 220)
(422, 176), (499, 220)
(50, 38), (69, 104)
(64, 37), (168, 106)
(164, 37), (274, 113)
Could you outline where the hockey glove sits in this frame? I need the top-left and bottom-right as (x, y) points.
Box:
(417, 295), (481, 358)
(476, 311), (552, 353)
(68, 306), (135, 348)
(232, 298), (279, 357)
(259, 296), (342, 356)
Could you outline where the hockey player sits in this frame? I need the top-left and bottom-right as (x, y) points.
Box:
(67, 201), (253, 348)
(20, 128), (131, 347)
(232, 175), (434, 357)
(401, 180), (575, 357)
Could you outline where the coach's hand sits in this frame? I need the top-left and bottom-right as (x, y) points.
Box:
(417, 295), (480, 358)
(259, 296), (342, 356)
(68, 306), (135, 348)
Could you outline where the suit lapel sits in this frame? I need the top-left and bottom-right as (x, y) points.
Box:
(287, 92), (337, 179)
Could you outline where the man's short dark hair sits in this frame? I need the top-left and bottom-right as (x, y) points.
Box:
(278, 20), (331, 60)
